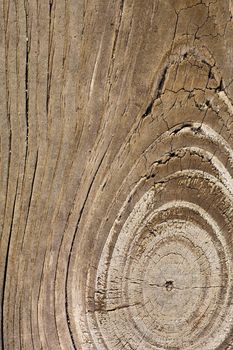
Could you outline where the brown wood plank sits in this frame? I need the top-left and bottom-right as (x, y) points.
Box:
(1, 1), (233, 349)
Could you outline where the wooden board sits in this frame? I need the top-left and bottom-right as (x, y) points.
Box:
(1, 0), (233, 349)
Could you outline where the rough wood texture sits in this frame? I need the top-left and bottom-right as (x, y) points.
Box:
(1, 0), (233, 349)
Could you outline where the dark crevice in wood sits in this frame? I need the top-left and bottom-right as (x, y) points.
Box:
(21, 150), (38, 251)
(142, 100), (154, 118)
(1, 179), (18, 350)
(142, 66), (168, 119)
(155, 66), (168, 99)
(215, 78), (224, 92)
(46, 0), (53, 116)
(25, 1), (29, 158)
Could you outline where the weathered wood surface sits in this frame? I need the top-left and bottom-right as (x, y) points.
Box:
(1, 0), (233, 349)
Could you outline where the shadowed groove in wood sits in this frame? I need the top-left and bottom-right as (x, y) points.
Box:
(1, 0), (233, 349)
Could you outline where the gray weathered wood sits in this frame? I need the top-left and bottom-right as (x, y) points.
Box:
(1, 0), (233, 349)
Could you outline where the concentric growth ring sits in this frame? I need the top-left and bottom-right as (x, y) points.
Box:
(74, 50), (233, 349)
(91, 179), (233, 349)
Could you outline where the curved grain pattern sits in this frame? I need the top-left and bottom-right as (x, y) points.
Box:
(1, 1), (233, 349)
(80, 49), (233, 350)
